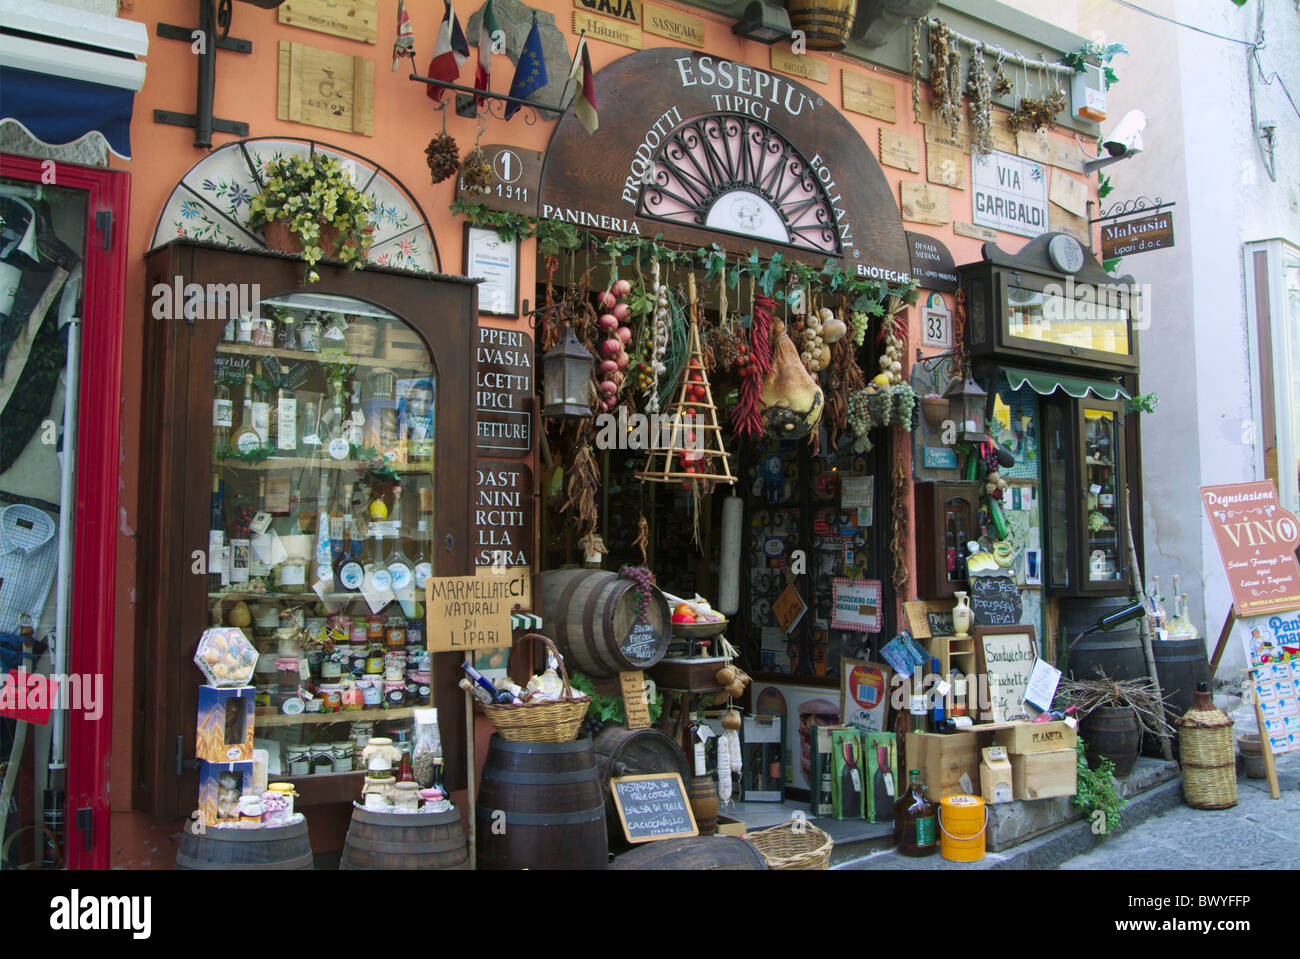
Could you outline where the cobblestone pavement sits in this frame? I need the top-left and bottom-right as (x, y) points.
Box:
(1057, 751), (1300, 870)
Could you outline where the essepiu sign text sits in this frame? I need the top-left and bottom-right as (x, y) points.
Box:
(539, 48), (913, 283)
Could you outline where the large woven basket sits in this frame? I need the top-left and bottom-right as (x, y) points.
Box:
(1176, 689), (1237, 810)
(479, 634), (589, 743)
(743, 820), (833, 870)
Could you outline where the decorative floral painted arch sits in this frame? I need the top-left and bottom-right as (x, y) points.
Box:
(148, 137), (439, 273)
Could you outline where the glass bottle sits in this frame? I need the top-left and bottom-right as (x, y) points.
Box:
(213, 380), (233, 453)
(909, 665), (926, 734)
(348, 380), (365, 449)
(299, 399), (322, 451)
(336, 497), (364, 593)
(685, 712), (706, 776)
(384, 488), (416, 606)
(412, 518), (432, 590)
(395, 743), (415, 784)
(231, 373), (262, 454)
(366, 526), (393, 594)
(329, 481), (347, 563)
(314, 472), (334, 589)
(275, 374), (298, 453)
(249, 478), (270, 580)
(326, 381), (350, 461)
(929, 656), (946, 730)
(951, 667), (968, 718)
(251, 362), (271, 446)
(279, 311), (298, 351)
(299, 311), (321, 353)
(894, 769), (938, 857)
(208, 472), (227, 592)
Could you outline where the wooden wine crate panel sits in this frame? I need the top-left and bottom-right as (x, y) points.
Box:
(277, 41), (374, 136)
(1010, 747), (1077, 799)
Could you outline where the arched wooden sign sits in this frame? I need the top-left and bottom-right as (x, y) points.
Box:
(539, 48), (911, 282)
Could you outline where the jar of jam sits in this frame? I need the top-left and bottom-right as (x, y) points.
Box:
(385, 619), (406, 647)
(332, 741), (354, 772)
(365, 645), (385, 675)
(366, 614), (385, 644)
(341, 684), (365, 711)
(311, 745), (334, 774)
(321, 657), (342, 681)
(349, 624), (369, 646)
(318, 684), (342, 712)
(405, 620), (423, 648)
(275, 657), (301, 691)
(361, 679), (382, 707)
(286, 745), (312, 776)
(382, 680), (406, 707)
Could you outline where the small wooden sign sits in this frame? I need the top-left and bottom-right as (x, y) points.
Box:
(277, 41), (374, 136)
(900, 182), (950, 226)
(904, 599), (955, 639)
(1102, 211), (1176, 259)
(1048, 171), (1089, 218)
(954, 220), (999, 242)
(771, 47), (828, 84)
(644, 3), (705, 46)
(620, 670), (652, 729)
(773, 582), (806, 633)
(455, 145), (543, 217)
(1051, 207), (1091, 247)
(1015, 130), (1085, 173)
(920, 100), (972, 139)
(925, 122), (972, 154)
(574, 10), (643, 49)
(610, 773), (698, 843)
(974, 625), (1037, 723)
(879, 129), (921, 172)
(989, 112), (1017, 154)
(842, 71), (895, 122)
(278, 0), (377, 44)
(574, 0), (642, 27)
(425, 575), (516, 653)
(906, 231), (958, 293)
(925, 142), (966, 189)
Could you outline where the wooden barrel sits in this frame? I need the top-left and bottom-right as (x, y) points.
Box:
(594, 725), (688, 845)
(476, 734), (608, 870)
(786, 0), (858, 50)
(1081, 706), (1141, 778)
(176, 820), (313, 870)
(1144, 638), (1211, 757)
(687, 775), (718, 836)
(340, 806), (470, 870)
(609, 836), (768, 870)
(1062, 597), (1146, 683)
(539, 569), (671, 677)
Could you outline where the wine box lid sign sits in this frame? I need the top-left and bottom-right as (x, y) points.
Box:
(476, 328), (532, 459)
(610, 772), (699, 843)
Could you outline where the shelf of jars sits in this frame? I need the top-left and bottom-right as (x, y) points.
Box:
(216, 342), (413, 371)
(256, 706), (420, 728)
(216, 456), (433, 473)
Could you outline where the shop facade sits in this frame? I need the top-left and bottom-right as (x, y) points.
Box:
(4, 0), (1144, 867)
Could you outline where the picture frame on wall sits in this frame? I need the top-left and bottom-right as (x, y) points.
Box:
(464, 224), (519, 317)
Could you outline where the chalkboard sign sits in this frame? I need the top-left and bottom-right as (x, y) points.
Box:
(610, 773), (698, 844)
(926, 612), (955, 636)
(620, 621), (662, 662)
(969, 574), (1022, 626)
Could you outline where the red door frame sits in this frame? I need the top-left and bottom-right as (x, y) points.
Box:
(0, 154), (128, 869)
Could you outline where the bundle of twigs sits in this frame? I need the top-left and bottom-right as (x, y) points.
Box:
(1056, 674), (1176, 738)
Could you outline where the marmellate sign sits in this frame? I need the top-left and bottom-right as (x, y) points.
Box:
(540, 49), (911, 283)
(1201, 481), (1300, 616)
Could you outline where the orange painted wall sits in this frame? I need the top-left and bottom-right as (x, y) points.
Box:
(105, 1), (1096, 815)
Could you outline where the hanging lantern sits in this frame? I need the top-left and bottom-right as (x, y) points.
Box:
(542, 322), (595, 419)
(944, 376), (988, 442)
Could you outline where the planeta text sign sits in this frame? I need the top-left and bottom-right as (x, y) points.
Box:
(1202, 481), (1300, 616)
(425, 574), (520, 652)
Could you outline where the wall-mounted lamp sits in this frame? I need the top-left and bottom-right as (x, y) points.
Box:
(731, 1), (793, 45)
(542, 322), (595, 419)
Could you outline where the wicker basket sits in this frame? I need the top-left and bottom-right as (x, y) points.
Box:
(479, 634), (590, 743)
(1176, 688), (1237, 810)
(743, 820), (833, 870)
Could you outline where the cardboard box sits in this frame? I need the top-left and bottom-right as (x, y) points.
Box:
(716, 815), (747, 837)
(906, 731), (981, 801)
(863, 732), (897, 822)
(994, 720), (1078, 755)
(198, 760), (255, 826)
(831, 728), (864, 819)
(809, 724), (838, 817)
(980, 746), (1014, 804)
(196, 685), (255, 763)
(1010, 747), (1078, 800)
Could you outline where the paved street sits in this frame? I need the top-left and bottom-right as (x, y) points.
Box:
(1057, 751), (1300, 870)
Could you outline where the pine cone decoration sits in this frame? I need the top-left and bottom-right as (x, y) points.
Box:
(460, 149), (493, 196)
(424, 133), (460, 185)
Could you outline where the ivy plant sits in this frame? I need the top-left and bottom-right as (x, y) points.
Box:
(569, 672), (664, 724)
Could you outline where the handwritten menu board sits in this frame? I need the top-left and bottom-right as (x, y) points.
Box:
(1201, 482), (1300, 617)
(610, 773), (698, 843)
(620, 620), (661, 662)
(476, 327), (532, 458)
(970, 574), (1023, 626)
(975, 627), (1037, 722)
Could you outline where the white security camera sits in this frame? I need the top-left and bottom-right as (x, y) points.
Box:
(1102, 109), (1146, 157)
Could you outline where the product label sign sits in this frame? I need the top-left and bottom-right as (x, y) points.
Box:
(1101, 211), (1175, 259)
(1202, 481), (1300, 617)
(971, 149), (1048, 239)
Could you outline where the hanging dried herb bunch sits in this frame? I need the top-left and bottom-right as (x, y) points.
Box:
(992, 55), (1013, 96)
(424, 133), (460, 184)
(944, 48), (963, 139)
(1007, 89), (1067, 133)
(459, 148), (493, 195)
(966, 42), (994, 155)
(928, 19), (952, 123)
(910, 19), (924, 123)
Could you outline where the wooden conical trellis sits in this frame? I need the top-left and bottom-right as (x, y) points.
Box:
(636, 274), (736, 485)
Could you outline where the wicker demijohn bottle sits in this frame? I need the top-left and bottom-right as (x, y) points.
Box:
(1175, 682), (1237, 810)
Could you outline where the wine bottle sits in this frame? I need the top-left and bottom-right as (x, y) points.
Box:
(213, 380), (233, 452)
(329, 481), (346, 562)
(460, 663), (514, 705)
(251, 362), (271, 445)
(336, 506), (364, 593)
(384, 489), (416, 605)
(208, 472), (227, 592)
(275, 374), (298, 453)
(314, 472), (333, 588)
(929, 656), (946, 730)
(412, 518), (432, 590)
(231, 373), (262, 454)
(951, 667), (968, 718)
(909, 664), (926, 734)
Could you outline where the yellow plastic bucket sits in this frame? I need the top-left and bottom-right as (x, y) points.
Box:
(938, 794), (987, 862)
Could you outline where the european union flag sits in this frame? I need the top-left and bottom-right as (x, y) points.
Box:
(505, 18), (548, 119)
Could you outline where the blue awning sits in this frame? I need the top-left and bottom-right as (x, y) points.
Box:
(0, 66), (135, 159)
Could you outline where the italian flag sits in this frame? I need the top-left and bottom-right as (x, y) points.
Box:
(568, 35), (598, 134)
(474, 0), (501, 106)
(426, 0), (470, 103)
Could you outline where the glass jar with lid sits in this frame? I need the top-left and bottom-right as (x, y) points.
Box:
(250, 316), (275, 348)
(332, 741), (354, 772)
(276, 558), (308, 594)
(311, 744), (335, 774)
(286, 744), (312, 776)
(411, 707), (443, 789)
(298, 312), (322, 352)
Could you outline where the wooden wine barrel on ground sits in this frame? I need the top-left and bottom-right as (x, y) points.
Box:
(1143, 638), (1212, 757)
(339, 806), (470, 870)
(688, 775), (718, 836)
(476, 734), (608, 870)
(539, 569), (671, 678)
(176, 819), (313, 870)
(609, 836), (768, 870)
(1061, 597), (1147, 683)
(594, 725), (688, 846)
(1081, 706), (1141, 778)
(786, 0), (857, 50)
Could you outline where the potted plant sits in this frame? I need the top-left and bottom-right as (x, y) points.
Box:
(248, 153), (376, 283)
(1058, 674), (1173, 778)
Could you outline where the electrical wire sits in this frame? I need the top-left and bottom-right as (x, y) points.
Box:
(1106, 0), (1255, 46)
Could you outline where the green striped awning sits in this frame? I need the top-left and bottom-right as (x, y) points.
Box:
(511, 613), (542, 630)
(1004, 367), (1130, 402)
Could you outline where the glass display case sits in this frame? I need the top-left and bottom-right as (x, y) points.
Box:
(138, 242), (476, 822)
(914, 482), (981, 598)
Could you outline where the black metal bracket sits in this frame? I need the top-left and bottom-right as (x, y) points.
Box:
(405, 39), (576, 123)
(1089, 196), (1176, 224)
(154, 0), (251, 148)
